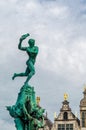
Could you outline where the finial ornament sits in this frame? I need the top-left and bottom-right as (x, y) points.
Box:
(46, 111), (48, 118)
(36, 96), (40, 105)
(84, 84), (86, 91)
(75, 111), (78, 118)
(64, 93), (68, 100)
(54, 112), (57, 119)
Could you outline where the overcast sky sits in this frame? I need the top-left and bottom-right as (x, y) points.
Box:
(0, 0), (86, 129)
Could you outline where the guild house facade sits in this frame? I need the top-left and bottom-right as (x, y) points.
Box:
(41, 88), (86, 130)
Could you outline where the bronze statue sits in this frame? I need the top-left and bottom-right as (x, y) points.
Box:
(7, 85), (44, 130)
(12, 33), (39, 85)
(7, 34), (45, 130)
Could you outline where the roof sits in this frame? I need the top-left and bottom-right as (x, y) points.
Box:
(37, 105), (53, 129)
(44, 115), (53, 129)
(71, 112), (80, 126)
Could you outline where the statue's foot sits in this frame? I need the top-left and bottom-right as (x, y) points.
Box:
(12, 73), (16, 80)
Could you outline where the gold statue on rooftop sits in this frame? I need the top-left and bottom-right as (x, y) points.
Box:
(64, 93), (68, 100)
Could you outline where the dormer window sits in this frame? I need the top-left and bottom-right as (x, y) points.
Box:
(63, 112), (68, 120)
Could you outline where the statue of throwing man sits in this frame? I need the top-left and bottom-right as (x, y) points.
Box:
(12, 33), (39, 85)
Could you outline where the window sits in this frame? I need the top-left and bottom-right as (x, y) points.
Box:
(82, 119), (85, 127)
(63, 112), (68, 120)
(82, 112), (85, 127)
(58, 124), (73, 130)
(66, 124), (73, 130)
(66, 124), (69, 130)
(70, 124), (73, 130)
(58, 124), (65, 130)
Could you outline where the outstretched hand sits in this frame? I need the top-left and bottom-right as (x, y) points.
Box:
(20, 33), (30, 41)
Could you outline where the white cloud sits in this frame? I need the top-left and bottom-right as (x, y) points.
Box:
(0, 0), (86, 127)
(47, 6), (69, 19)
(0, 119), (15, 130)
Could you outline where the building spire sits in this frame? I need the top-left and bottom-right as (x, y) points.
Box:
(83, 84), (86, 99)
(54, 112), (57, 119)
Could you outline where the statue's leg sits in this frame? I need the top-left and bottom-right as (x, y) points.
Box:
(24, 61), (35, 84)
(12, 67), (30, 80)
(12, 73), (26, 80)
(14, 118), (24, 130)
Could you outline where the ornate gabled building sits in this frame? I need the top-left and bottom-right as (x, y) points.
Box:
(40, 89), (86, 130)
(44, 114), (53, 130)
(80, 88), (86, 130)
(39, 114), (53, 130)
(52, 94), (80, 130)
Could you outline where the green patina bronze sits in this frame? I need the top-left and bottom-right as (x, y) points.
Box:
(12, 33), (39, 85)
(7, 34), (45, 130)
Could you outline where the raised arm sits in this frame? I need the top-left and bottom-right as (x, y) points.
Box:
(18, 39), (27, 51)
(18, 33), (30, 51)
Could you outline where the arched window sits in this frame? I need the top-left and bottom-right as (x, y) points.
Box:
(82, 112), (85, 127)
(63, 112), (68, 120)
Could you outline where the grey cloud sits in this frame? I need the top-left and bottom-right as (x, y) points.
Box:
(0, 0), (86, 129)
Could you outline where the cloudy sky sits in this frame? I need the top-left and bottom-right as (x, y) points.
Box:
(0, 0), (86, 129)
